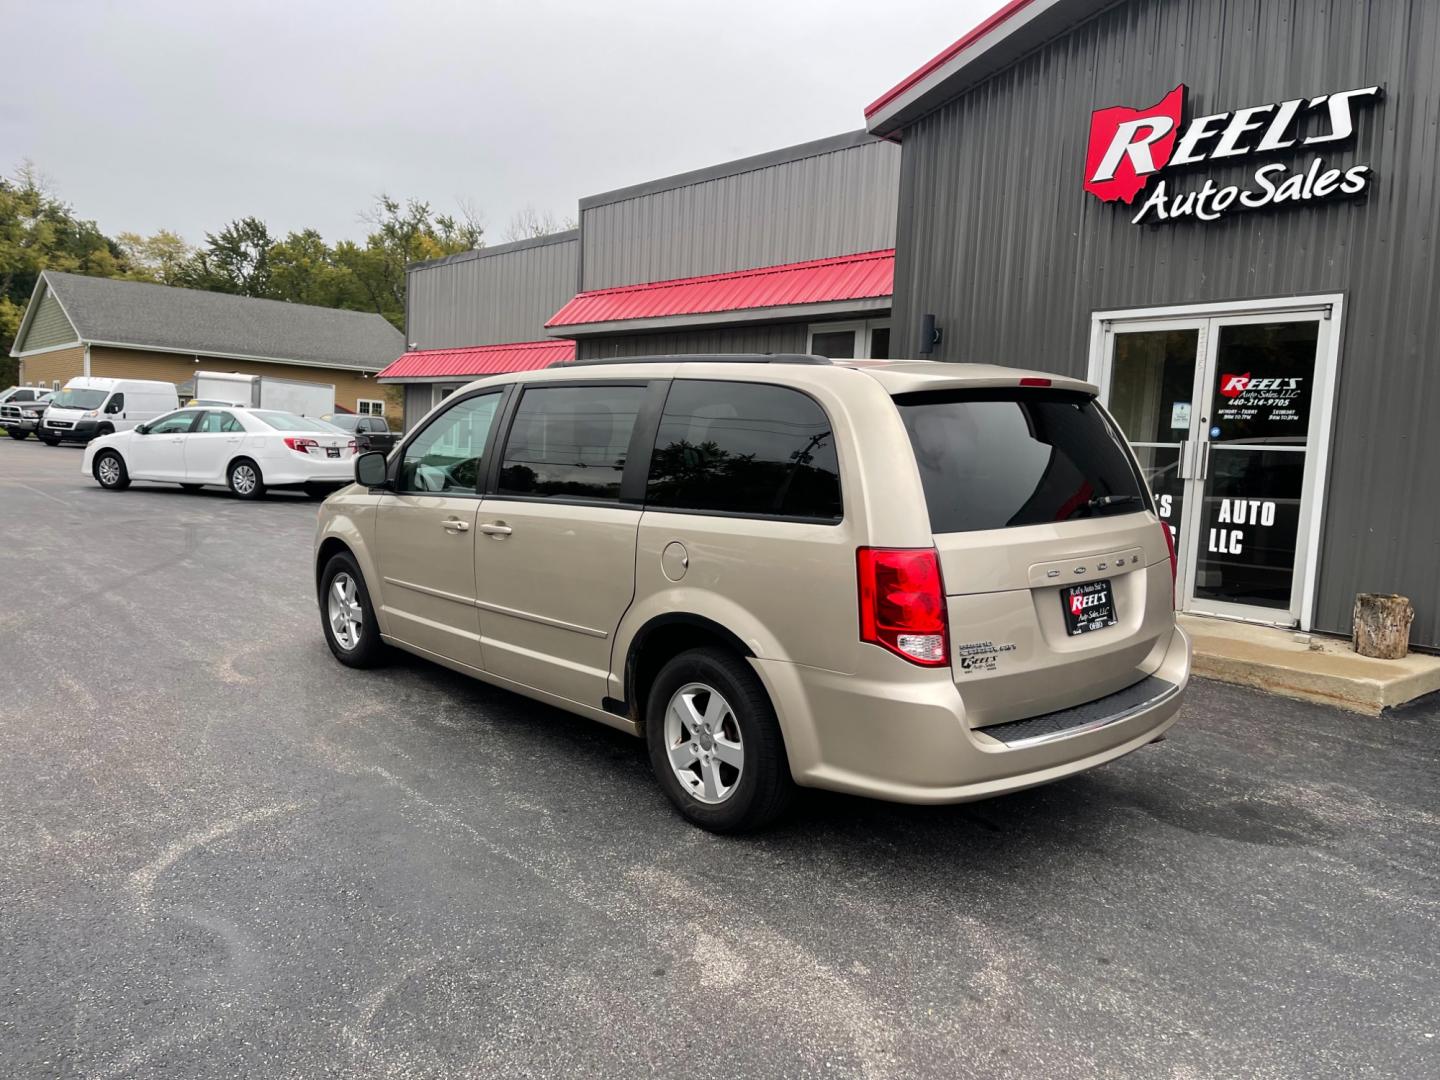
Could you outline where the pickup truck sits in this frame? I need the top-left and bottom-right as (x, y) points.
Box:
(1, 390), (55, 439)
(320, 413), (399, 455)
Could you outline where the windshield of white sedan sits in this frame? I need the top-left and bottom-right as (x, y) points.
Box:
(254, 411), (334, 432)
(50, 389), (108, 410)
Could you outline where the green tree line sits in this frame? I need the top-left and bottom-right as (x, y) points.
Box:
(1, 163), (488, 385)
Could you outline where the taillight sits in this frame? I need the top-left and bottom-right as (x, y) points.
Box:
(347, 439), (358, 454)
(857, 547), (948, 666)
(284, 437), (318, 453)
(1161, 522), (1178, 604)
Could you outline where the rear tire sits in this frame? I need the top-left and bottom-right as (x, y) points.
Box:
(645, 647), (795, 833)
(319, 553), (386, 668)
(93, 450), (131, 491)
(304, 483), (333, 500)
(227, 458), (265, 499)
(7, 429), (28, 440)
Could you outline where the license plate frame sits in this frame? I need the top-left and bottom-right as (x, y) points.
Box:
(1062, 579), (1117, 636)
(326, 446), (341, 458)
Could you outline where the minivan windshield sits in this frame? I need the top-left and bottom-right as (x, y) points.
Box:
(896, 388), (1149, 533)
(254, 411), (335, 433)
(50, 388), (108, 411)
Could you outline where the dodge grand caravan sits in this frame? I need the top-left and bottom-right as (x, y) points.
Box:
(314, 355), (1190, 831)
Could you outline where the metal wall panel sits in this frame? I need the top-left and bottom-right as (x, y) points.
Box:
(891, 0), (1440, 645)
(575, 322), (810, 361)
(581, 136), (900, 290)
(406, 234), (578, 350)
(402, 384), (433, 432)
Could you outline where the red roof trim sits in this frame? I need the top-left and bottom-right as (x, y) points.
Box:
(545, 249), (895, 329)
(376, 339), (574, 380)
(864, 0), (1036, 119)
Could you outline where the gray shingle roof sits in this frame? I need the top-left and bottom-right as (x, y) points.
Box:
(41, 271), (404, 372)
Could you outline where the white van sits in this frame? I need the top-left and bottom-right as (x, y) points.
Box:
(39, 377), (180, 445)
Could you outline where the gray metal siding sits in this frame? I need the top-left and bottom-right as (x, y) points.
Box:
(576, 322), (810, 361)
(406, 236), (578, 350)
(890, 0), (1440, 646)
(402, 384), (433, 432)
(581, 139), (900, 290)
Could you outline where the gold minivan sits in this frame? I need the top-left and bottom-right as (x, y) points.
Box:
(315, 356), (1189, 831)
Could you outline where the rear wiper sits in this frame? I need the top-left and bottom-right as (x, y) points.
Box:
(1087, 494), (1143, 512)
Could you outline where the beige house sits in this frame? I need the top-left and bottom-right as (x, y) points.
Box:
(10, 271), (404, 416)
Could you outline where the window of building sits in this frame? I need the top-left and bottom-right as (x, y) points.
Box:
(806, 319), (893, 360)
(357, 399), (386, 416)
(398, 392), (502, 493)
(498, 384), (646, 502)
(645, 380), (842, 521)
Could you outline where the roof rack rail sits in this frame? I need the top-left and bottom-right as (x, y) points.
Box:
(555, 353), (832, 368)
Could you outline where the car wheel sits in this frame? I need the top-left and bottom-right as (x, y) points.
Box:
(7, 429), (29, 440)
(39, 435), (60, 446)
(645, 647), (795, 833)
(320, 553), (386, 668)
(227, 458), (265, 499)
(94, 424), (114, 439)
(93, 450), (131, 491)
(303, 483), (332, 500)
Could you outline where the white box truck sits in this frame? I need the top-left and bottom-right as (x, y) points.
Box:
(191, 371), (336, 417)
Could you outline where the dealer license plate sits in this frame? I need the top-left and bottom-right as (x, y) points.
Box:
(326, 447), (341, 458)
(1062, 579), (1117, 636)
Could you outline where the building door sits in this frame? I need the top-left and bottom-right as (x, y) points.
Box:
(1090, 298), (1342, 629)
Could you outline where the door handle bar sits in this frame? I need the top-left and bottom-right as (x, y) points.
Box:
(441, 519), (470, 532)
(478, 523), (512, 537)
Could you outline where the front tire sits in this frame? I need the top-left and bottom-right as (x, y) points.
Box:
(7, 429), (28, 440)
(320, 553), (386, 668)
(645, 647), (795, 833)
(93, 450), (131, 490)
(227, 458), (265, 499)
(39, 435), (60, 446)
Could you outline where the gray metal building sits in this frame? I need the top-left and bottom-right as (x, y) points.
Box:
(381, 232), (580, 428)
(547, 131), (901, 361)
(867, 0), (1440, 647)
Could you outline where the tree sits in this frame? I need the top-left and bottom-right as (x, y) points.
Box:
(116, 230), (195, 285)
(175, 216), (275, 296)
(0, 162), (133, 379)
(502, 204), (575, 243)
(334, 195), (484, 328)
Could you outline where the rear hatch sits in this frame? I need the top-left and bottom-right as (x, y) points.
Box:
(894, 385), (1174, 727)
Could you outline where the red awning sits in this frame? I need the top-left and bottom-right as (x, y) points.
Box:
(376, 339), (575, 381)
(545, 249), (894, 331)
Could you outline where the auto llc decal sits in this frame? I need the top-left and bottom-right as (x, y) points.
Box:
(1083, 83), (1381, 224)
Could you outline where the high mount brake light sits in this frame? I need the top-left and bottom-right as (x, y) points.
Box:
(284, 437), (319, 453)
(1018, 377), (1052, 387)
(857, 547), (949, 666)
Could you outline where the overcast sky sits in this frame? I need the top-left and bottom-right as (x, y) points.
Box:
(2, 0), (996, 246)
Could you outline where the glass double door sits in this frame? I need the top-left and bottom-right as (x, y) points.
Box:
(1098, 309), (1335, 627)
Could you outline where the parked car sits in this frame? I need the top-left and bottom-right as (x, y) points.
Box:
(39, 377), (180, 445)
(313, 355), (1190, 832)
(0, 385), (52, 407)
(1, 391), (54, 439)
(83, 406), (358, 499)
(320, 413), (399, 454)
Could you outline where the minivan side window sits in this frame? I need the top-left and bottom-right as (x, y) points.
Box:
(498, 384), (645, 502)
(398, 392), (502, 494)
(645, 380), (842, 522)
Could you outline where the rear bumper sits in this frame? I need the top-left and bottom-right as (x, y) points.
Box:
(263, 456), (356, 486)
(754, 624), (1190, 805)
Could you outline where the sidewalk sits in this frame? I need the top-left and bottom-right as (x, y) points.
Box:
(1181, 613), (1440, 715)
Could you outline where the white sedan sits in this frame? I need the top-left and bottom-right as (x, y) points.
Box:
(82, 407), (359, 499)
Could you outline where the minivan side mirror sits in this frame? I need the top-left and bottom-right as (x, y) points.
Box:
(355, 451), (389, 488)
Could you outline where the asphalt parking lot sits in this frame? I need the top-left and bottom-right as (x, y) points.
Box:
(2, 437), (1437, 1080)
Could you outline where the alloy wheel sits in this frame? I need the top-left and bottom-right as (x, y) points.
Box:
(663, 682), (744, 804)
(232, 464), (257, 495)
(97, 455), (121, 486)
(327, 572), (363, 650)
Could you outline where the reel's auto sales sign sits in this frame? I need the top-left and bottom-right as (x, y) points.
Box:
(1084, 84), (1380, 224)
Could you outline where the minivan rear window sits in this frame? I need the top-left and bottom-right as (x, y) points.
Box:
(895, 389), (1149, 534)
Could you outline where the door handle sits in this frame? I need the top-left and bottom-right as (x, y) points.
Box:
(478, 522), (512, 537)
(441, 518), (471, 533)
(1197, 439), (1212, 480)
(1177, 439), (1193, 480)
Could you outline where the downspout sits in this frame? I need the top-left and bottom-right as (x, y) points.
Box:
(83, 343), (91, 376)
